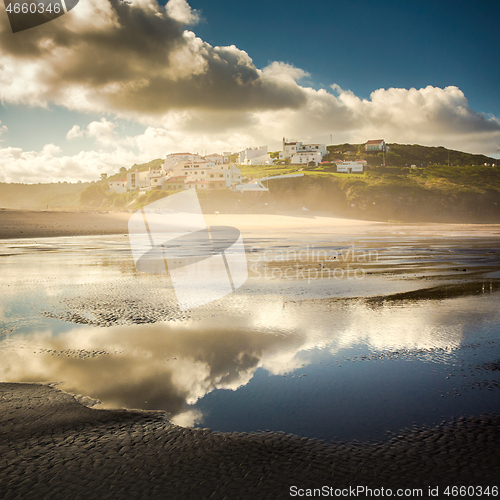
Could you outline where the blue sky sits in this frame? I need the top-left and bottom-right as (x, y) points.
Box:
(0, 0), (499, 183)
(187, 0), (500, 116)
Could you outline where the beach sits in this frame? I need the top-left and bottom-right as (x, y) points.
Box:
(0, 209), (131, 240)
(1, 209), (499, 498)
(1, 383), (499, 499)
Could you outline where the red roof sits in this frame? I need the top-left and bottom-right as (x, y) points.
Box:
(365, 139), (384, 144)
(167, 153), (195, 156)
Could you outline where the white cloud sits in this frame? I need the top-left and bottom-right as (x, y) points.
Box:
(66, 125), (84, 140)
(165, 0), (200, 25)
(0, 121), (7, 141)
(262, 61), (310, 83)
(126, 84), (500, 157)
(66, 119), (119, 147)
(86, 118), (117, 146)
(0, 144), (143, 184)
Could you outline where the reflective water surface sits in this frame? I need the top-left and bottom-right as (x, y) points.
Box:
(1, 233), (499, 442)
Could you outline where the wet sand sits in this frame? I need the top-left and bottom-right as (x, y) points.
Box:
(0, 209), (383, 240)
(1, 383), (499, 499)
(0, 209), (131, 239)
(2, 208), (500, 241)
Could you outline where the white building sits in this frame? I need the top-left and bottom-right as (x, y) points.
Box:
(108, 179), (127, 194)
(163, 153), (203, 171)
(148, 168), (167, 188)
(365, 140), (388, 152)
(280, 138), (327, 165)
(167, 160), (215, 179)
(335, 161), (365, 173)
(204, 153), (228, 165)
(238, 146), (272, 165)
(127, 170), (150, 190)
(291, 151), (323, 165)
(163, 176), (186, 191)
(170, 160), (242, 189)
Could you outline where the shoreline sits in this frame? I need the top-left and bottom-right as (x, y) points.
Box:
(2, 208), (500, 240)
(1, 382), (499, 498)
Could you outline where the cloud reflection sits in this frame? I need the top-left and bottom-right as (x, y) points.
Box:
(0, 291), (484, 424)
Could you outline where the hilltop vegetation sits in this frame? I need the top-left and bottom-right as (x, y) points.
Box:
(323, 143), (497, 167)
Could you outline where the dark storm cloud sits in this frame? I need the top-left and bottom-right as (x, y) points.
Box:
(0, 0), (307, 113)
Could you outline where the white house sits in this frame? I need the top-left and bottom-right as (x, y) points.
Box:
(291, 151), (323, 165)
(204, 153), (228, 165)
(169, 160), (242, 189)
(108, 179), (127, 194)
(280, 139), (300, 159)
(148, 168), (167, 189)
(163, 153), (203, 171)
(336, 161), (365, 173)
(238, 146), (272, 165)
(163, 176), (186, 191)
(280, 138), (327, 165)
(365, 140), (388, 152)
(167, 160), (215, 179)
(127, 170), (150, 190)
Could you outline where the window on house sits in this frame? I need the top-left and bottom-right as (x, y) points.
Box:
(219, 174), (223, 178)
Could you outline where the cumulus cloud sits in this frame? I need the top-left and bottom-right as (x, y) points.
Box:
(0, 0), (305, 115)
(165, 0), (200, 25)
(0, 143), (142, 183)
(0, 121), (7, 141)
(66, 124), (84, 140)
(66, 119), (119, 147)
(124, 85), (500, 157)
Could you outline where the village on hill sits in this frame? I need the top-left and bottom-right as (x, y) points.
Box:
(107, 139), (389, 195)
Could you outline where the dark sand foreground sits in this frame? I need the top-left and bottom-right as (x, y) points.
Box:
(1, 383), (499, 499)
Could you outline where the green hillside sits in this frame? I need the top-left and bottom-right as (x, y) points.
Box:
(324, 143), (497, 167)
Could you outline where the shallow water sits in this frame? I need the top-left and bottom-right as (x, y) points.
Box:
(0, 232), (499, 442)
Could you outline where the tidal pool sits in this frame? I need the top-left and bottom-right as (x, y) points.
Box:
(1, 231), (499, 443)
